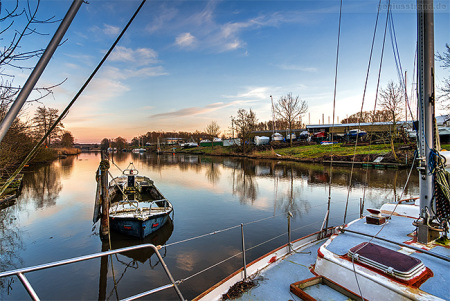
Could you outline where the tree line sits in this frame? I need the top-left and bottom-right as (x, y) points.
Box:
(0, 2), (74, 177)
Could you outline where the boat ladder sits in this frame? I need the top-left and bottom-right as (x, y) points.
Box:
(0, 244), (185, 301)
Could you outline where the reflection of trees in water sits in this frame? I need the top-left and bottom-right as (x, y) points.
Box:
(20, 164), (62, 209)
(205, 162), (221, 185)
(231, 160), (258, 204)
(113, 153), (419, 209)
(59, 155), (77, 176)
(0, 205), (24, 297)
(273, 167), (311, 219)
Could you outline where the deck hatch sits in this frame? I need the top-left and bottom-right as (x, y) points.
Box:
(348, 242), (425, 280)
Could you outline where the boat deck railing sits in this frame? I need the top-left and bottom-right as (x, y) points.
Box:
(0, 211), (336, 300)
(0, 244), (185, 301)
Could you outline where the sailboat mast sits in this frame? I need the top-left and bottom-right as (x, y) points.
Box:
(417, 0), (435, 222)
(270, 95), (275, 135)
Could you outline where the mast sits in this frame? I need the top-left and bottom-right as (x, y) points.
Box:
(417, 0), (436, 243)
(270, 95), (275, 135)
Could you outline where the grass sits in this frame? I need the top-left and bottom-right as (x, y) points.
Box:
(178, 142), (450, 162)
(441, 144), (450, 151)
(257, 143), (393, 159)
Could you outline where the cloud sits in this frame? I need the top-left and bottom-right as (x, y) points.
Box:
(109, 46), (159, 66)
(88, 24), (121, 36)
(103, 24), (120, 36)
(100, 66), (167, 81)
(175, 32), (196, 48)
(145, 1), (318, 53)
(146, 6), (178, 33)
(223, 86), (274, 100)
(150, 102), (228, 119)
(277, 64), (318, 73)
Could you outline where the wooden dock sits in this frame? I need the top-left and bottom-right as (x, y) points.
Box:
(322, 160), (408, 169)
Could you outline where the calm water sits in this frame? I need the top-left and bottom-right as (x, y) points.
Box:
(0, 152), (419, 300)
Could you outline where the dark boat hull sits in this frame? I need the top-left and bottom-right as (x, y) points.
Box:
(110, 212), (171, 239)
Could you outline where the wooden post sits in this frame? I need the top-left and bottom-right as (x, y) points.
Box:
(100, 151), (110, 239)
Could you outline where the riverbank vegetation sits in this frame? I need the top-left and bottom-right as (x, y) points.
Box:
(178, 142), (418, 163)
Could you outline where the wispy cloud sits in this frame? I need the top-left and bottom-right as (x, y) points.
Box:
(109, 46), (159, 66)
(175, 32), (196, 48)
(101, 66), (167, 81)
(146, 6), (178, 33)
(89, 24), (121, 36)
(145, 1), (317, 54)
(150, 102), (227, 119)
(223, 86), (275, 100)
(103, 24), (121, 36)
(149, 100), (251, 119)
(277, 64), (318, 73)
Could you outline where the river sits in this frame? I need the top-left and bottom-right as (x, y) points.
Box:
(0, 152), (419, 300)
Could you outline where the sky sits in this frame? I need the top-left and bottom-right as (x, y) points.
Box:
(3, 0), (450, 143)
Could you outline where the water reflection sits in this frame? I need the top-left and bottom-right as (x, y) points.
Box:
(0, 204), (23, 297)
(98, 218), (173, 300)
(0, 152), (420, 300)
(59, 155), (77, 177)
(20, 164), (62, 209)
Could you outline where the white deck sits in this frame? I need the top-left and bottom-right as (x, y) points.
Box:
(197, 208), (449, 301)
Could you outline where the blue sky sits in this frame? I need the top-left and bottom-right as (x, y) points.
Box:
(5, 0), (450, 143)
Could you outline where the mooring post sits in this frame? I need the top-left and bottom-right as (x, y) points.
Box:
(288, 211), (292, 253)
(241, 223), (247, 279)
(100, 151), (110, 239)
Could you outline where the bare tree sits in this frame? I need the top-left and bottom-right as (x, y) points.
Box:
(437, 43), (450, 107)
(341, 110), (392, 124)
(379, 81), (404, 124)
(1, 0), (61, 109)
(379, 81), (404, 161)
(274, 93), (308, 146)
(232, 109), (257, 154)
(0, 1), (63, 175)
(205, 121), (220, 149)
(32, 106), (64, 146)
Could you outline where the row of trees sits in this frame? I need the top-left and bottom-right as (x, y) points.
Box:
(228, 93), (308, 152)
(0, 105), (74, 176)
(341, 81), (405, 125)
(0, 2), (74, 176)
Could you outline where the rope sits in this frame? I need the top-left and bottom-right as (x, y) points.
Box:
(325, 0), (343, 232)
(163, 224), (242, 248)
(344, 1), (391, 299)
(343, 0), (389, 225)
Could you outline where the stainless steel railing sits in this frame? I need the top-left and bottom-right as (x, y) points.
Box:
(0, 244), (185, 301)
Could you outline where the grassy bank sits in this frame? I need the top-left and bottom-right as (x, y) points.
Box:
(178, 142), (450, 165)
(52, 147), (82, 155)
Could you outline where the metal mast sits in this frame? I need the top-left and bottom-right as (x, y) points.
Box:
(0, 0), (83, 143)
(270, 95), (275, 135)
(417, 0), (436, 243)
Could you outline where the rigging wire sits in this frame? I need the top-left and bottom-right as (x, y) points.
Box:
(388, 10), (419, 136)
(344, 1), (390, 299)
(343, 0), (384, 225)
(0, 0), (148, 196)
(324, 0), (343, 233)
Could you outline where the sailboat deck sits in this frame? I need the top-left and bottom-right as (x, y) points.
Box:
(325, 216), (450, 300)
(233, 241), (329, 301)
(227, 215), (449, 301)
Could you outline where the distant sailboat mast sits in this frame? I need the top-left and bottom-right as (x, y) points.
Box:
(270, 95), (275, 135)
